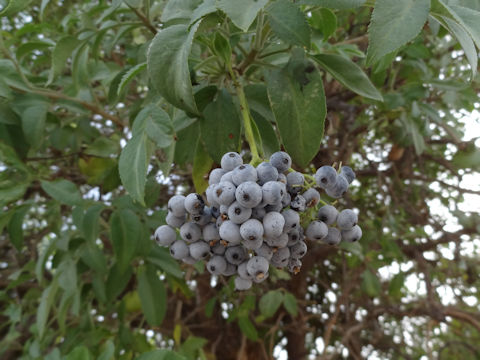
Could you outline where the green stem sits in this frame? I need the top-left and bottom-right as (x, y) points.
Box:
(228, 65), (261, 165)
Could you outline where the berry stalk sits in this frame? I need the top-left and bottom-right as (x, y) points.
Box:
(228, 65), (261, 166)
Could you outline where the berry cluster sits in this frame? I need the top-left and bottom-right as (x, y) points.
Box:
(154, 151), (361, 290)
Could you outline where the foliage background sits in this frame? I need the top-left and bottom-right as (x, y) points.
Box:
(1, 0), (480, 359)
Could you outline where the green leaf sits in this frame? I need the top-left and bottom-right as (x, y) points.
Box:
(136, 350), (187, 360)
(16, 40), (53, 59)
(98, 340), (115, 360)
(361, 269), (381, 297)
(66, 346), (91, 360)
(283, 292), (298, 316)
(82, 204), (105, 243)
(119, 133), (149, 205)
(296, 0), (365, 9)
(161, 0), (202, 22)
(179, 336), (208, 359)
(244, 84), (275, 122)
(40, 179), (83, 206)
(266, 0), (311, 49)
(339, 241), (364, 260)
(37, 278), (59, 338)
(218, 0), (269, 32)
(147, 23), (200, 115)
(309, 8), (337, 41)
(137, 264), (167, 326)
(81, 241), (107, 273)
(0, 0), (32, 16)
(132, 103), (174, 148)
(58, 257), (78, 296)
(237, 316), (258, 340)
(434, 15), (477, 78)
(265, 49), (326, 168)
(110, 208), (141, 272)
(148, 246), (184, 278)
(106, 262), (133, 301)
(117, 62), (147, 96)
(366, 0), (430, 65)
(193, 140), (213, 194)
(399, 114), (425, 155)
(201, 89), (241, 163)
(388, 272), (405, 299)
(452, 144), (480, 170)
(47, 36), (82, 85)
(205, 297), (216, 318)
(7, 204), (30, 250)
(174, 122), (200, 165)
(212, 32), (232, 65)
(22, 104), (48, 150)
(259, 290), (284, 318)
(449, 5), (480, 48)
(190, 0), (217, 25)
(312, 53), (383, 101)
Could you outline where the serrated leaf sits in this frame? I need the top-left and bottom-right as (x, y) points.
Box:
(201, 89), (241, 163)
(137, 264), (167, 326)
(40, 179), (83, 206)
(22, 104), (48, 150)
(296, 0), (365, 9)
(218, 0), (269, 32)
(238, 316), (258, 340)
(47, 36), (82, 85)
(367, 0), (430, 65)
(361, 269), (381, 297)
(259, 290), (284, 318)
(283, 292), (298, 316)
(312, 53), (383, 101)
(265, 49), (326, 168)
(110, 208), (141, 272)
(119, 133), (149, 205)
(193, 140), (213, 194)
(117, 62), (147, 95)
(147, 23), (200, 115)
(0, 0), (33, 16)
(132, 103), (174, 148)
(37, 278), (59, 338)
(16, 40), (53, 59)
(266, 0), (311, 48)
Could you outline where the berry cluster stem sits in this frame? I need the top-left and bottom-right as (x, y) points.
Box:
(228, 65), (261, 166)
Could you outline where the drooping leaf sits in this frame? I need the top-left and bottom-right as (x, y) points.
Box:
(66, 346), (91, 360)
(135, 350), (187, 360)
(109, 208), (141, 272)
(388, 272), (405, 299)
(201, 89), (241, 163)
(190, 0), (217, 25)
(309, 8), (337, 40)
(147, 23), (200, 115)
(137, 264), (167, 326)
(40, 179), (83, 206)
(266, 0), (311, 49)
(265, 49), (326, 168)
(7, 204), (30, 250)
(147, 246), (184, 278)
(366, 0), (430, 65)
(218, 0), (269, 32)
(312, 53), (383, 101)
(449, 5), (480, 48)
(119, 133), (149, 205)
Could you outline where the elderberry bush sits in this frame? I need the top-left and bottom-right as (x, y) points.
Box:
(154, 151), (362, 291)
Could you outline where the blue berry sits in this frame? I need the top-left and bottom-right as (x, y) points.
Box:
(315, 166), (337, 189)
(154, 225), (177, 247)
(256, 162), (279, 185)
(337, 209), (358, 230)
(221, 152), (243, 171)
(318, 205), (338, 225)
(235, 181), (263, 208)
(231, 164), (257, 185)
(270, 151), (291, 173)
